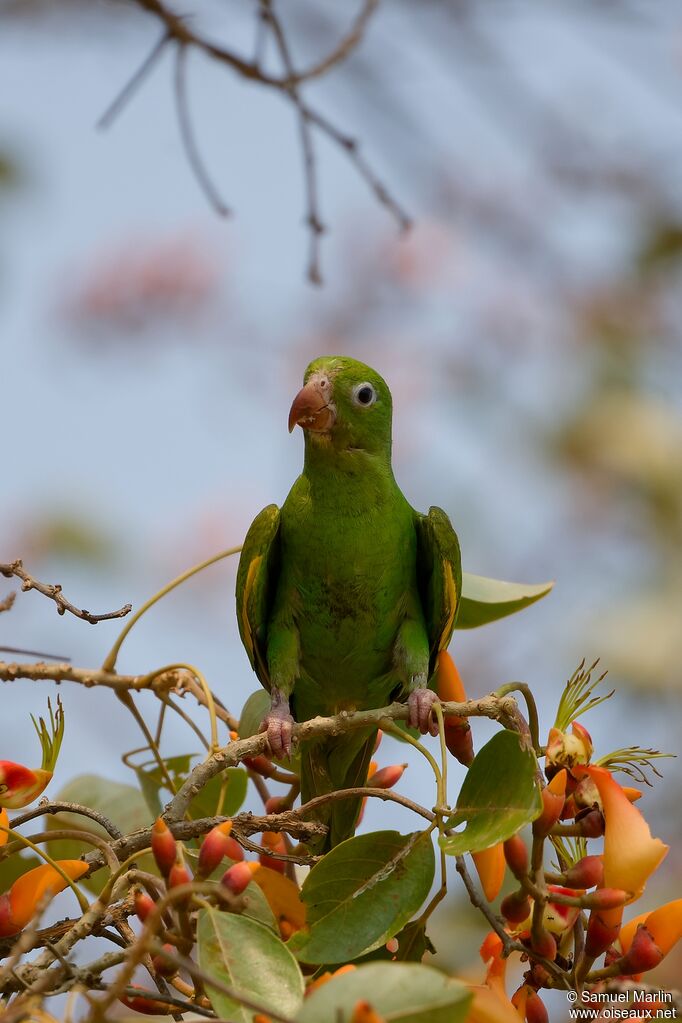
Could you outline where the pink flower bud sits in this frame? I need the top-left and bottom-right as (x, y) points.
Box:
(563, 855), (603, 890)
(525, 990), (549, 1023)
(367, 764), (407, 790)
(585, 909), (621, 958)
(221, 861), (253, 895)
(583, 888), (629, 911)
(534, 770), (567, 836)
(259, 831), (287, 873)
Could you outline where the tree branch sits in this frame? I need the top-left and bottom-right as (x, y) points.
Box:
(0, 561), (132, 625)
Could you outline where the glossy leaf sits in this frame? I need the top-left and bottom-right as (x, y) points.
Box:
(297, 962), (471, 1023)
(47, 774), (154, 894)
(440, 731), (542, 856)
(188, 768), (249, 820)
(197, 907), (304, 1022)
(238, 690), (271, 739)
(455, 573), (553, 630)
(288, 831), (435, 964)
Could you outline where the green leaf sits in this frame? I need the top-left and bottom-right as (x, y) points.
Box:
(0, 853), (42, 893)
(188, 768), (248, 820)
(455, 572), (553, 629)
(440, 731), (542, 856)
(296, 962), (471, 1023)
(287, 830), (435, 965)
(238, 690), (271, 739)
(47, 774), (155, 894)
(354, 919), (436, 964)
(197, 907), (304, 1022)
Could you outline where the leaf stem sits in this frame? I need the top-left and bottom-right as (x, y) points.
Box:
(101, 545), (242, 672)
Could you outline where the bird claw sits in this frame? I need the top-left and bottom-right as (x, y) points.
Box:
(407, 687), (440, 736)
(260, 695), (294, 759)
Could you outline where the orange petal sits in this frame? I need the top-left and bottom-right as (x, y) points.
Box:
(247, 863), (306, 932)
(635, 899), (682, 957)
(473, 843), (506, 902)
(436, 651), (467, 702)
(577, 766), (668, 897)
(467, 985), (525, 1022)
(0, 808), (8, 848)
(0, 763), (52, 810)
(9, 860), (88, 930)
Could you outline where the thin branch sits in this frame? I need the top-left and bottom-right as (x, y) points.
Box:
(0, 646), (71, 661)
(0, 591), (16, 614)
(0, 561), (132, 625)
(173, 43), (231, 217)
(97, 29), (170, 129)
(261, 0), (325, 284)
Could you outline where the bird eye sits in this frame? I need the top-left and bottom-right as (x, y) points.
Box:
(353, 383), (377, 407)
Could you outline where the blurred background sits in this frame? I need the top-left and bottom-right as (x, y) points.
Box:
(2, 0), (681, 1002)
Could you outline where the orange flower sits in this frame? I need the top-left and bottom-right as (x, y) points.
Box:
(0, 860), (89, 936)
(0, 762), (52, 810)
(576, 766), (668, 899)
(619, 899), (682, 959)
(465, 934), (524, 1022)
(546, 722), (593, 772)
(575, 765), (668, 942)
(0, 808), (8, 847)
(436, 651), (474, 766)
(472, 843), (506, 902)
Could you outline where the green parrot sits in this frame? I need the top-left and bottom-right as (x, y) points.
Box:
(236, 356), (551, 851)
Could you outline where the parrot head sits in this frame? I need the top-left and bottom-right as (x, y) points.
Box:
(288, 356), (392, 455)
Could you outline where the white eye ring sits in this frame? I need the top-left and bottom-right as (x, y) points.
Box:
(353, 382), (377, 407)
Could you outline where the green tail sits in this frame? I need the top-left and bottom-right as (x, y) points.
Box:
(300, 728), (377, 853)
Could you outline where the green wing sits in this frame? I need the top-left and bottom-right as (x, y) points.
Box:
(415, 506), (463, 674)
(456, 572), (554, 629)
(235, 504), (281, 692)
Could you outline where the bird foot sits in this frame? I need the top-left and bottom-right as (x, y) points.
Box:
(260, 691), (294, 759)
(407, 685), (440, 736)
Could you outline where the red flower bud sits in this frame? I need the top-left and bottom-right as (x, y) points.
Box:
(264, 796), (289, 814)
(563, 855), (603, 890)
(585, 909), (621, 958)
(620, 924), (664, 975)
(385, 937), (399, 954)
(503, 834), (528, 878)
(443, 720), (474, 767)
(374, 730), (383, 753)
(119, 988), (172, 1015)
(577, 808), (605, 838)
(582, 888), (629, 911)
(134, 891), (156, 923)
(533, 770), (567, 836)
(501, 890), (532, 925)
(152, 943), (177, 978)
(531, 927), (557, 961)
(221, 861), (253, 895)
(525, 990), (549, 1023)
(167, 861), (192, 890)
(151, 818), (177, 877)
(197, 821), (234, 878)
(243, 755), (276, 778)
(367, 764), (407, 790)
(259, 831), (287, 873)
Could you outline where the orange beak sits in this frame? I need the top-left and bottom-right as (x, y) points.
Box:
(288, 379), (335, 434)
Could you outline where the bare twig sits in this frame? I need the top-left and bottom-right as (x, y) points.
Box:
(173, 44), (231, 217)
(96, 0), (407, 282)
(97, 29), (170, 129)
(261, 0), (325, 284)
(0, 591), (16, 614)
(0, 561), (132, 625)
